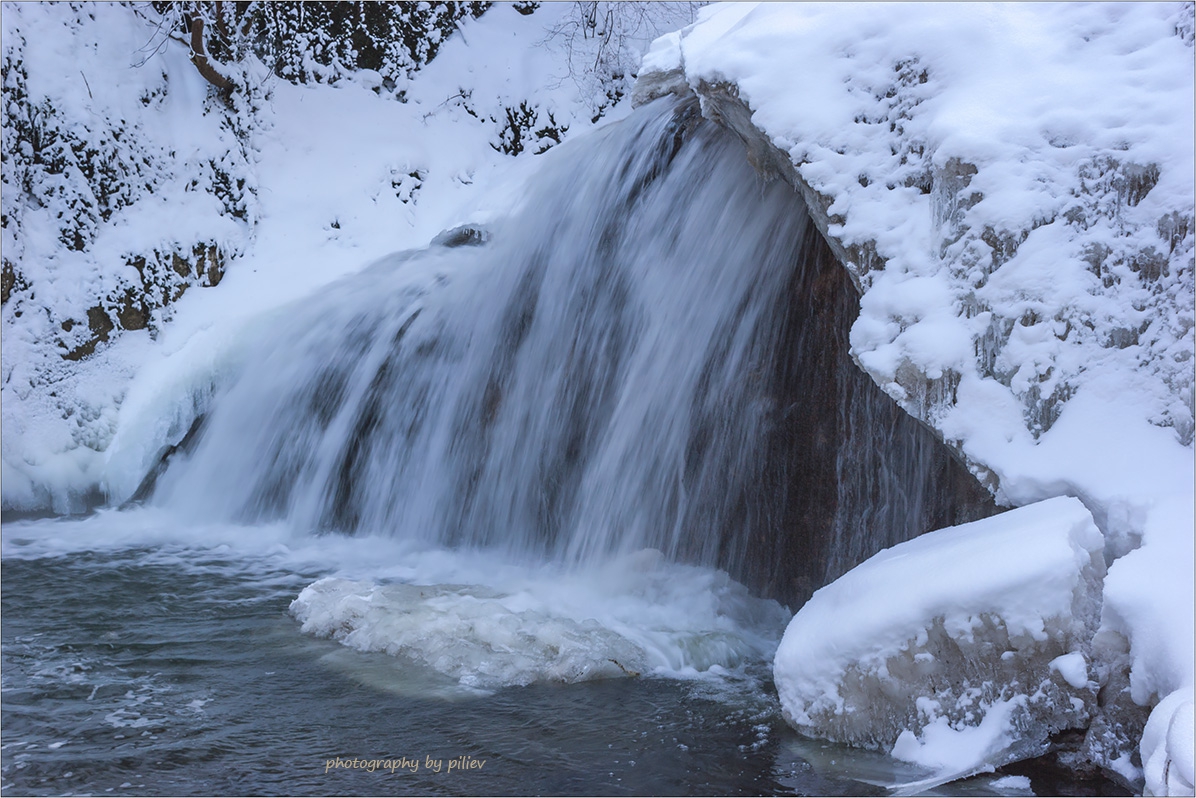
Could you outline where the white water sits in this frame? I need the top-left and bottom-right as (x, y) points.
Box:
(76, 97), (980, 691)
(41, 97), (800, 690)
(152, 98), (808, 571)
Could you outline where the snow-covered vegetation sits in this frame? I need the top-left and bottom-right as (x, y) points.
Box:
(1, 1), (699, 511)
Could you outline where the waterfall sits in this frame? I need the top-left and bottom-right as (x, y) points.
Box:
(153, 97), (993, 609)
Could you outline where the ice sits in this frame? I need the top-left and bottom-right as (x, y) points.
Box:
(773, 496), (1105, 789)
(290, 578), (648, 690)
(290, 551), (790, 693)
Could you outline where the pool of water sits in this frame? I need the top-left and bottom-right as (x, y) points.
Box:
(0, 514), (849, 796)
(1, 513), (1104, 796)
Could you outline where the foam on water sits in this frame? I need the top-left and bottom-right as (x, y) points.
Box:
(3, 509), (789, 693)
(290, 552), (790, 693)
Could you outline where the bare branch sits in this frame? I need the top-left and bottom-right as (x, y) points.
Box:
(129, 4), (179, 68)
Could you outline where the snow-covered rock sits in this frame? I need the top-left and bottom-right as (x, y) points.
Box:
(634, 3), (1193, 787)
(773, 497), (1105, 789)
(636, 3), (1194, 462)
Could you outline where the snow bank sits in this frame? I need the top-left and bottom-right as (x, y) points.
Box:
(1142, 686), (1195, 796)
(774, 496), (1105, 789)
(636, 3), (1193, 787)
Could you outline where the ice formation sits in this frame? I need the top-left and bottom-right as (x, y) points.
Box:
(289, 552), (789, 692)
(290, 577), (650, 690)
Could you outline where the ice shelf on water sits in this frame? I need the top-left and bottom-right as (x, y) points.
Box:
(773, 496), (1106, 793)
(289, 549), (791, 693)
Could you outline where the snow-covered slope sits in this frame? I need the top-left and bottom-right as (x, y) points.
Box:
(1, 2), (698, 512)
(633, 3), (1194, 791)
(1, 3), (258, 510)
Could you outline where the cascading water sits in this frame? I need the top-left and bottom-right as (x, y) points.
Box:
(2, 94), (1004, 796)
(153, 95), (992, 622)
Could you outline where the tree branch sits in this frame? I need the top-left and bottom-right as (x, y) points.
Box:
(184, 11), (233, 91)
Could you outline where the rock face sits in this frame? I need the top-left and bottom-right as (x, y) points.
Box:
(735, 201), (996, 607)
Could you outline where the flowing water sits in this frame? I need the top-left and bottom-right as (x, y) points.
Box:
(3, 96), (1008, 795)
(3, 514), (1035, 797)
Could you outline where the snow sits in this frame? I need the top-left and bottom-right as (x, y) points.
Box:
(1142, 686), (1195, 796)
(989, 774), (1033, 794)
(888, 697), (1021, 783)
(1050, 652), (1090, 691)
(773, 496), (1104, 788)
(637, 2), (1193, 788)
(1, 3), (254, 512)
(3, 2), (687, 511)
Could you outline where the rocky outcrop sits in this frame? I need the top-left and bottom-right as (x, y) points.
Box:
(632, 6), (1194, 790)
(633, 73), (987, 472)
(632, 13), (1195, 495)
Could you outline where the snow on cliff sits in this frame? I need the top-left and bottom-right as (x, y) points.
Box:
(634, 2), (1194, 791)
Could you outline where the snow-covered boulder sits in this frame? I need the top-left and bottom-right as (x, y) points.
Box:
(773, 496), (1105, 788)
(1142, 686), (1195, 796)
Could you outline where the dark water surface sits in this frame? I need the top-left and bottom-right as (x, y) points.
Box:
(1, 543), (882, 797)
(2, 526), (1121, 797)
